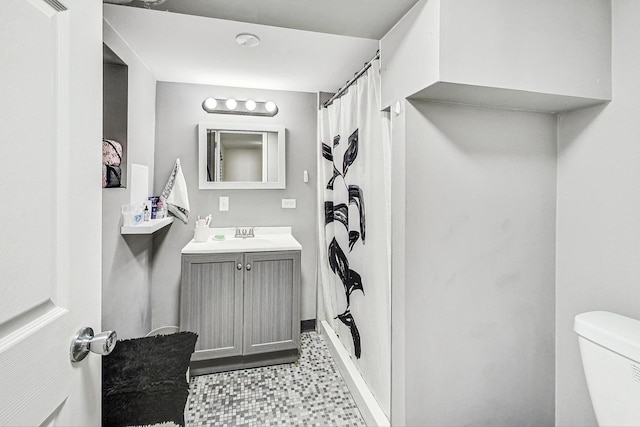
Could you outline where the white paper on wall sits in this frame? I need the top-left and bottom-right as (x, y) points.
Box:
(130, 163), (149, 206)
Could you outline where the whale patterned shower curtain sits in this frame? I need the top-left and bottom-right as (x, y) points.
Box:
(318, 58), (391, 415)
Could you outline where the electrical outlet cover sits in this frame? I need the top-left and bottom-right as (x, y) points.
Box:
(219, 196), (229, 211)
(282, 199), (296, 209)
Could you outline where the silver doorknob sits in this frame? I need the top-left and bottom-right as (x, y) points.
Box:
(237, 263), (243, 270)
(246, 263), (251, 271)
(70, 327), (117, 363)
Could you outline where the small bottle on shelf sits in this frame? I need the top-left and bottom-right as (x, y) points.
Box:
(156, 201), (165, 219)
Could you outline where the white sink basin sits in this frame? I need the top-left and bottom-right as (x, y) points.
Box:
(182, 227), (302, 254)
(212, 237), (274, 248)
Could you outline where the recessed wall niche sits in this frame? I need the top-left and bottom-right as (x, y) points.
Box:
(103, 43), (128, 188)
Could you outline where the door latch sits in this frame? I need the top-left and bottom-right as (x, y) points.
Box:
(70, 327), (117, 363)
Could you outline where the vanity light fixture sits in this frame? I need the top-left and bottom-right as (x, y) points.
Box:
(203, 97), (217, 110)
(202, 98), (279, 116)
(245, 99), (257, 111)
(225, 98), (238, 110)
(265, 101), (277, 113)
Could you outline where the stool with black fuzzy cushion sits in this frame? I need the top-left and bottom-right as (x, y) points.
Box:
(102, 331), (198, 427)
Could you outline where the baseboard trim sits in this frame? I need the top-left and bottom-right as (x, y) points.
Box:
(189, 349), (299, 376)
(319, 320), (390, 427)
(301, 319), (317, 332)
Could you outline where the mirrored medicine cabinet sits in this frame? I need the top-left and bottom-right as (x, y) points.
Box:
(198, 122), (286, 190)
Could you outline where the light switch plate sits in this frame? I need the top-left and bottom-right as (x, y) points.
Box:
(219, 196), (229, 211)
(282, 198), (296, 209)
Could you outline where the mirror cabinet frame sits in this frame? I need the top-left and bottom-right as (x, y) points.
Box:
(198, 122), (286, 190)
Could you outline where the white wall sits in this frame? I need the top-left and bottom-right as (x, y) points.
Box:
(390, 101), (407, 426)
(397, 100), (557, 426)
(223, 146), (262, 182)
(439, 0), (611, 101)
(381, 0), (611, 112)
(151, 82), (317, 329)
(556, 2), (640, 425)
(380, 0), (440, 110)
(102, 20), (157, 339)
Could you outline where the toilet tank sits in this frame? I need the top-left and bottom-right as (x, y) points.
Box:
(574, 311), (640, 426)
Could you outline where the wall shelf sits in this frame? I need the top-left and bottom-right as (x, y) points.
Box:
(121, 217), (174, 235)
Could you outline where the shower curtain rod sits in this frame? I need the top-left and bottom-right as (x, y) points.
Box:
(322, 50), (380, 108)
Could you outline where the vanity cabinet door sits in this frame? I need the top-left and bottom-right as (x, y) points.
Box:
(242, 251), (301, 355)
(180, 253), (244, 360)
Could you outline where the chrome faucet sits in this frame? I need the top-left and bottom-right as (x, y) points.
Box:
(235, 227), (255, 238)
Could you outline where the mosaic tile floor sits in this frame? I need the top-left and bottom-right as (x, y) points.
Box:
(184, 332), (365, 427)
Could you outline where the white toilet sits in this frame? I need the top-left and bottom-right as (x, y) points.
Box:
(574, 311), (640, 426)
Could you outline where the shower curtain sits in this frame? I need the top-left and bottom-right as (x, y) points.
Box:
(317, 58), (391, 415)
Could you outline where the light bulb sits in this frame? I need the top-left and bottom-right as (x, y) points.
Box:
(265, 101), (277, 113)
(245, 99), (256, 111)
(225, 98), (238, 110)
(203, 97), (217, 110)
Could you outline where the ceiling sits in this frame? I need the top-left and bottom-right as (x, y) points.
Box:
(104, 5), (381, 93)
(103, 1), (418, 93)
(108, 0), (419, 39)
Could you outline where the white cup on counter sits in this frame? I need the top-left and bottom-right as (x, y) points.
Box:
(194, 225), (209, 242)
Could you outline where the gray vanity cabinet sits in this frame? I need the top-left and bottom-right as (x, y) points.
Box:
(243, 251), (301, 355)
(180, 250), (301, 373)
(180, 252), (244, 360)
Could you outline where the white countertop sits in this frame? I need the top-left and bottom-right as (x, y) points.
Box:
(181, 226), (302, 254)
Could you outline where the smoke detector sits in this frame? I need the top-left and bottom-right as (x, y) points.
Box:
(141, 0), (167, 6)
(235, 33), (261, 48)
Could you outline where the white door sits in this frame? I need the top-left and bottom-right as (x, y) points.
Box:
(0, 0), (103, 425)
